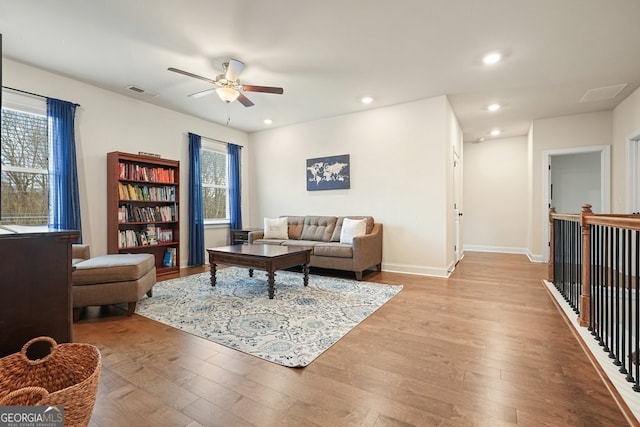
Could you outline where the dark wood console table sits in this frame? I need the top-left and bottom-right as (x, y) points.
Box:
(0, 226), (79, 357)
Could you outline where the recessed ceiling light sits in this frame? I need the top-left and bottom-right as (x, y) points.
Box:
(361, 96), (374, 104)
(476, 137), (485, 143)
(490, 129), (501, 136)
(263, 119), (273, 125)
(482, 51), (502, 65)
(487, 103), (501, 112)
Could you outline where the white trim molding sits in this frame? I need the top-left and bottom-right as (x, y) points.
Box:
(541, 144), (611, 263)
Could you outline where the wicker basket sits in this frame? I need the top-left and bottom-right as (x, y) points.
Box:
(0, 336), (101, 427)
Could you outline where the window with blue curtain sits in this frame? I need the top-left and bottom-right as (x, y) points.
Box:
(47, 98), (82, 240)
(188, 132), (204, 265)
(228, 143), (242, 230)
(189, 134), (243, 265)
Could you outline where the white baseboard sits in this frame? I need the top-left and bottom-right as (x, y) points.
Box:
(463, 245), (546, 264)
(382, 262), (450, 278)
(463, 244), (528, 254)
(527, 252), (545, 263)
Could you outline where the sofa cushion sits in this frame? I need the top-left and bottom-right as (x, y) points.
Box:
(284, 216), (305, 240)
(301, 216), (337, 242)
(264, 217), (289, 239)
(73, 253), (155, 285)
(281, 240), (318, 254)
(314, 243), (354, 258)
(340, 218), (367, 244)
(331, 216), (375, 242)
(252, 239), (286, 245)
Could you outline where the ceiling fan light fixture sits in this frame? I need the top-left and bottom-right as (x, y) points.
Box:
(216, 87), (240, 103)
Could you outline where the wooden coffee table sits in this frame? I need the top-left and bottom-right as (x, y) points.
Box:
(206, 244), (312, 299)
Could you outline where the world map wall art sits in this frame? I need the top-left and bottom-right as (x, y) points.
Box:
(306, 154), (350, 191)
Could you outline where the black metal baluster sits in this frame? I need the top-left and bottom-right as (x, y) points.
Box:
(577, 221), (582, 314)
(635, 229), (640, 392)
(614, 228), (622, 366)
(590, 224), (597, 334)
(626, 230), (634, 381)
(569, 220), (574, 307)
(608, 226), (615, 359)
(599, 226), (606, 348)
(621, 229), (630, 375)
(631, 231), (640, 391)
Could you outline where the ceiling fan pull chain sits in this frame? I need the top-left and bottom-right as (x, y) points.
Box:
(226, 105), (231, 126)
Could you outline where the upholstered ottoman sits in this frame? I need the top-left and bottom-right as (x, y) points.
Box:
(72, 253), (156, 320)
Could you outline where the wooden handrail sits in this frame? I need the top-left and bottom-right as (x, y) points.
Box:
(549, 205), (640, 327)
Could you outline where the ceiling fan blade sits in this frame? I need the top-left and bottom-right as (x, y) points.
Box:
(242, 85), (284, 94)
(225, 59), (244, 82)
(167, 67), (216, 84)
(188, 88), (216, 98)
(237, 92), (254, 107)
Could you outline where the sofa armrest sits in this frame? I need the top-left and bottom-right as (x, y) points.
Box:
(351, 223), (383, 270)
(72, 244), (91, 260)
(248, 230), (265, 243)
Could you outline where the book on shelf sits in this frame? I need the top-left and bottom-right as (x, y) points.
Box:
(162, 250), (173, 267)
(168, 247), (177, 267)
(145, 224), (158, 245)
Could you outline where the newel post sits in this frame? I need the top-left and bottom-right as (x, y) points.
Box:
(579, 204), (593, 327)
(548, 207), (556, 282)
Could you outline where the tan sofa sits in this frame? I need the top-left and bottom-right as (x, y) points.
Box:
(248, 216), (382, 280)
(71, 245), (156, 320)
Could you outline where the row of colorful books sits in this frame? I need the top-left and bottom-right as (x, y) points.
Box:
(118, 183), (176, 202)
(118, 224), (174, 248)
(118, 162), (175, 183)
(117, 204), (177, 223)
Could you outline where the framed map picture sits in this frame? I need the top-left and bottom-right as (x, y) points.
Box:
(306, 154), (350, 191)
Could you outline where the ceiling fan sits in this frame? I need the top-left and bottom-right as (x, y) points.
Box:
(168, 59), (283, 107)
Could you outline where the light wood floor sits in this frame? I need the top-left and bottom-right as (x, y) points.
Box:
(73, 252), (634, 426)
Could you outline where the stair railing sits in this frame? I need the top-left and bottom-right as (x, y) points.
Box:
(549, 205), (640, 392)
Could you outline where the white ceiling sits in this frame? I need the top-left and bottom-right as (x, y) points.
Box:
(1, 0), (639, 142)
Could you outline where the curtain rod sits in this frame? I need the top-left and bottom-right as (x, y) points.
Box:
(201, 134), (243, 148)
(2, 85), (81, 107)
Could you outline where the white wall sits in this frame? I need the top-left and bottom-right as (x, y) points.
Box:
(248, 96), (460, 277)
(463, 136), (528, 253)
(529, 111), (612, 258)
(4, 59), (250, 266)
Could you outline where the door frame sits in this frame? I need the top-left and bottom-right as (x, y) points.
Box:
(626, 129), (640, 213)
(541, 144), (610, 263)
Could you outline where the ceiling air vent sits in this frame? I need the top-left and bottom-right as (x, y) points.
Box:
(579, 83), (627, 103)
(126, 85), (159, 98)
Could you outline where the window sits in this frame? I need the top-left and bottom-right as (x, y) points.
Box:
(1, 92), (48, 225)
(201, 141), (229, 223)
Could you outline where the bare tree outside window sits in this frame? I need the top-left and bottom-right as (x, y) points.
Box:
(1, 108), (49, 225)
(201, 148), (228, 221)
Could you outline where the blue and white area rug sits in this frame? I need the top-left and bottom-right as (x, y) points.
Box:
(136, 267), (402, 367)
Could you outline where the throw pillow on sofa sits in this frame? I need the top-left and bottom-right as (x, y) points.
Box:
(264, 217), (289, 239)
(340, 218), (366, 244)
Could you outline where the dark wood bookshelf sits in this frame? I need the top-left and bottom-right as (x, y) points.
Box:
(107, 151), (180, 277)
